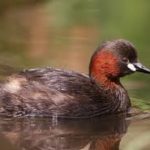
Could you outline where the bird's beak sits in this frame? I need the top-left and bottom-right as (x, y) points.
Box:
(133, 62), (150, 73)
(127, 62), (150, 74)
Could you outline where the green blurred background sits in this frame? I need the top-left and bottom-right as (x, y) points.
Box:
(0, 0), (150, 103)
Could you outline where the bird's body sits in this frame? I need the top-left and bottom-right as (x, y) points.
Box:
(0, 67), (129, 118)
(0, 39), (149, 118)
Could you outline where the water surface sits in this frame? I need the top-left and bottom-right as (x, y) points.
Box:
(0, 112), (149, 150)
(0, 1), (150, 150)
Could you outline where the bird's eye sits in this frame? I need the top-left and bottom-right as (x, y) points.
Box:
(122, 57), (129, 63)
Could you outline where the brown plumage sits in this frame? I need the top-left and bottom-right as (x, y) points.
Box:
(0, 39), (150, 118)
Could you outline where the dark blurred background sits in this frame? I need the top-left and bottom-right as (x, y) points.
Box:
(0, 0), (150, 102)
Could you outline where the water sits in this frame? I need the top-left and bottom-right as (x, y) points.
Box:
(0, 1), (150, 150)
(0, 113), (149, 150)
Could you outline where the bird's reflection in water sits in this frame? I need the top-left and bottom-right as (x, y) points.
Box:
(0, 114), (128, 150)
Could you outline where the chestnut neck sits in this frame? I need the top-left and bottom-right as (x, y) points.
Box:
(89, 50), (121, 89)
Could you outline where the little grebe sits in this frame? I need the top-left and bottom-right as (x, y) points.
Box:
(0, 39), (150, 118)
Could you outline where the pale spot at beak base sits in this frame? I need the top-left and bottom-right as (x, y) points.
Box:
(127, 63), (136, 71)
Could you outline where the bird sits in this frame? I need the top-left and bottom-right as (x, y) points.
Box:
(0, 39), (149, 118)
